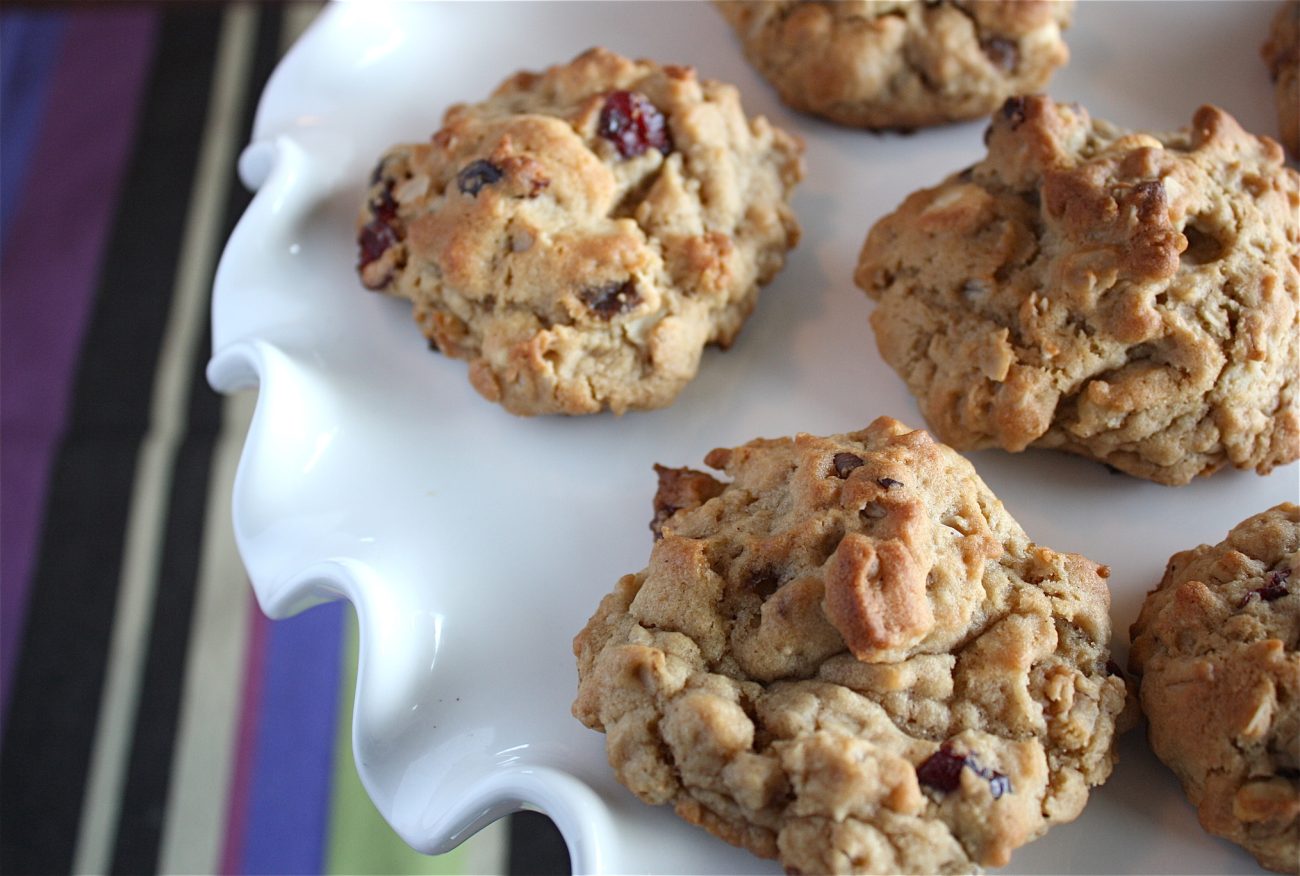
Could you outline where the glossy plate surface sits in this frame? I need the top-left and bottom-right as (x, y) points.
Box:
(209, 3), (1297, 872)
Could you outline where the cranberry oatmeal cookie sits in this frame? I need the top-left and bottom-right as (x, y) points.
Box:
(1129, 504), (1300, 874)
(856, 97), (1300, 485)
(573, 417), (1129, 874)
(355, 48), (803, 416)
(1263, 0), (1300, 159)
(714, 0), (1073, 130)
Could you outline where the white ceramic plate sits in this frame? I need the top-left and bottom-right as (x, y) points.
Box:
(208, 2), (1298, 872)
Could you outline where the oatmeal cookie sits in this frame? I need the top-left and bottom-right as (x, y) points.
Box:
(573, 417), (1129, 874)
(1263, 0), (1300, 159)
(1129, 504), (1300, 873)
(355, 48), (803, 416)
(715, 0), (1073, 130)
(855, 97), (1300, 485)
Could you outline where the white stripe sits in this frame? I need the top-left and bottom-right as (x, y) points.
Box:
(71, 7), (259, 874)
(155, 390), (255, 875)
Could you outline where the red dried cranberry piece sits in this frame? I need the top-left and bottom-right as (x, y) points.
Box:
(457, 159), (504, 197)
(598, 90), (673, 159)
(917, 747), (966, 793)
(831, 453), (864, 479)
(359, 222), (400, 270)
(358, 185), (403, 277)
(1240, 569), (1292, 608)
(371, 185), (398, 224)
(918, 746), (1013, 799)
(1256, 582), (1289, 601)
(580, 280), (640, 318)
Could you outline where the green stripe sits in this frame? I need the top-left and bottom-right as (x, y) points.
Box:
(326, 610), (470, 875)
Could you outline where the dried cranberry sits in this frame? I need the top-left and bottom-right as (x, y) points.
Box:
(1240, 569), (1292, 608)
(580, 280), (640, 318)
(917, 747), (966, 793)
(981, 37), (1019, 72)
(877, 477), (904, 490)
(359, 222), (398, 271)
(831, 453), (864, 479)
(598, 90), (673, 159)
(918, 745), (1012, 799)
(371, 185), (398, 224)
(457, 159), (504, 196)
(358, 185), (402, 277)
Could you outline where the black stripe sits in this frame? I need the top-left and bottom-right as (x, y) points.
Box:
(108, 435), (217, 876)
(0, 9), (221, 876)
(109, 6), (284, 874)
(508, 812), (571, 876)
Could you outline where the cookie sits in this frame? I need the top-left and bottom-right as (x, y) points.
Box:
(715, 0), (1073, 130)
(855, 97), (1300, 485)
(355, 48), (803, 416)
(1263, 0), (1300, 159)
(1128, 504), (1300, 873)
(573, 416), (1129, 874)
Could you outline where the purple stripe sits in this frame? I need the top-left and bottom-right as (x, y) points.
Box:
(241, 601), (346, 875)
(0, 7), (157, 733)
(222, 598), (270, 875)
(0, 11), (67, 243)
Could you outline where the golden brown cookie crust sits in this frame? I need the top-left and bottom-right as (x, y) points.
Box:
(574, 417), (1129, 874)
(1129, 503), (1300, 874)
(856, 97), (1300, 485)
(715, 0), (1073, 129)
(1263, 1), (1300, 159)
(356, 48), (804, 416)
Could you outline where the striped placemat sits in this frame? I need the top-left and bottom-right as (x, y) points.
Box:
(0, 5), (568, 874)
